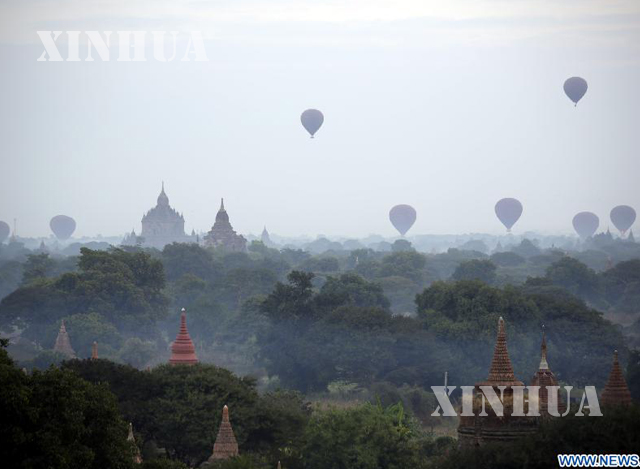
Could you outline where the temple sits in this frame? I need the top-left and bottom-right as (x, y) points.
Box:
(208, 405), (239, 461)
(169, 308), (198, 365)
(204, 199), (247, 252)
(457, 317), (537, 447)
(141, 183), (193, 248)
(53, 320), (76, 358)
(600, 350), (632, 408)
(530, 327), (565, 417)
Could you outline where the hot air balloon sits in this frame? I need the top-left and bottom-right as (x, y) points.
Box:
(389, 205), (416, 236)
(0, 220), (9, 243)
(572, 212), (599, 238)
(50, 215), (76, 240)
(301, 109), (324, 138)
(610, 205), (636, 236)
(495, 198), (523, 232)
(563, 77), (588, 106)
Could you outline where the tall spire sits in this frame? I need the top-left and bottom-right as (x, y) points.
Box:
(209, 405), (239, 461)
(486, 317), (521, 385)
(169, 308), (198, 365)
(91, 341), (98, 360)
(157, 182), (169, 207)
(53, 320), (76, 358)
(539, 325), (549, 370)
(128, 423), (143, 464)
(220, 198), (225, 211)
(531, 326), (564, 416)
(601, 350), (632, 408)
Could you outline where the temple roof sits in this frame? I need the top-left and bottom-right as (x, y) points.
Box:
(210, 405), (239, 461)
(601, 350), (632, 407)
(478, 317), (523, 386)
(157, 182), (169, 207)
(169, 308), (198, 365)
(53, 320), (76, 358)
(215, 198), (230, 224)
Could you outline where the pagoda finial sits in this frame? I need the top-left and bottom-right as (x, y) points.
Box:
(91, 341), (98, 360)
(128, 423), (143, 464)
(601, 350), (632, 408)
(220, 198), (225, 211)
(277, 462), (281, 469)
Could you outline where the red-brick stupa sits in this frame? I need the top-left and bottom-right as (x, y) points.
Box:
(169, 308), (198, 365)
(600, 350), (632, 408)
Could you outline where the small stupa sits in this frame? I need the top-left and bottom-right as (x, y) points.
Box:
(169, 308), (198, 365)
(128, 422), (143, 464)
(530, 326), (565, 416)
(53, 320), (76, 358)
(209, 405), (239, 461)
(600, 350), (632, 408)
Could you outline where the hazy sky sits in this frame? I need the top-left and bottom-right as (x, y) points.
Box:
(1, 0), (639, 238)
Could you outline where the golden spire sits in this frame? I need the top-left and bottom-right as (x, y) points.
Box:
(539, 325), (549, 370)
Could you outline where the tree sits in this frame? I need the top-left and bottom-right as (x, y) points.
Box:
(451, 259), (497, 284)
(0, 343), (136, 469)
(490, 251), (525, 267)
(303, 402), (429, 469)
(162, 243), (222, 282)
(545, 257), (601, 304)
(0, 248), (169, 339)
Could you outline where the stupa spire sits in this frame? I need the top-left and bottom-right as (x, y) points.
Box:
(169, 308), (198, 365)
(600, 350), (632, 408)
(53, 320), (76, 358)
(539, 325), (549, 370)
(220, 198), (225, 211)
(486, 317), (520, 384)
(209, 405), (239, 461)
(128, 422), (143, 464)
(91, 341), (98, 360)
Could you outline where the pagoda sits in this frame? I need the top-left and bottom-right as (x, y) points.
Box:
(600, 350), (632, 408)
(458, 317), (537, 447)
(204, 199), (247, 252)
(530, 327), (565, 417)
(169, 308), (198, 365)
(128, 423), (143, 464)
(53, 320), (76, 358)
(208, 405), (239, 461)
(261, 226), (274, 247)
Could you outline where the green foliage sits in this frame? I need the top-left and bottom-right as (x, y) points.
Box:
(451, 259), (497, 284)
(0, 248), (169, 338)
(303, 402), (429, 469)
(0, 347), (135, 469)
(490, 251), (525, 267)
(64, 360), (310, 467)
(627, 350), (640, 401)
(118, 337), (158, 368)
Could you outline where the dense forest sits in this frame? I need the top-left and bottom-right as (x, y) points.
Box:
(1, 235), (639, 467)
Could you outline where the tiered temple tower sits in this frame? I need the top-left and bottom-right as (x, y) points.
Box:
(141, 183), (192, 248)
(208, 405), (239, 462)
(530, 327), (565, 417)
(458, 317), (537, 447)
(204, 199), (247, 252)
(600, 350), (632, 408)
(169, 308), (198, 365)
(53, 320), (76, 358)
